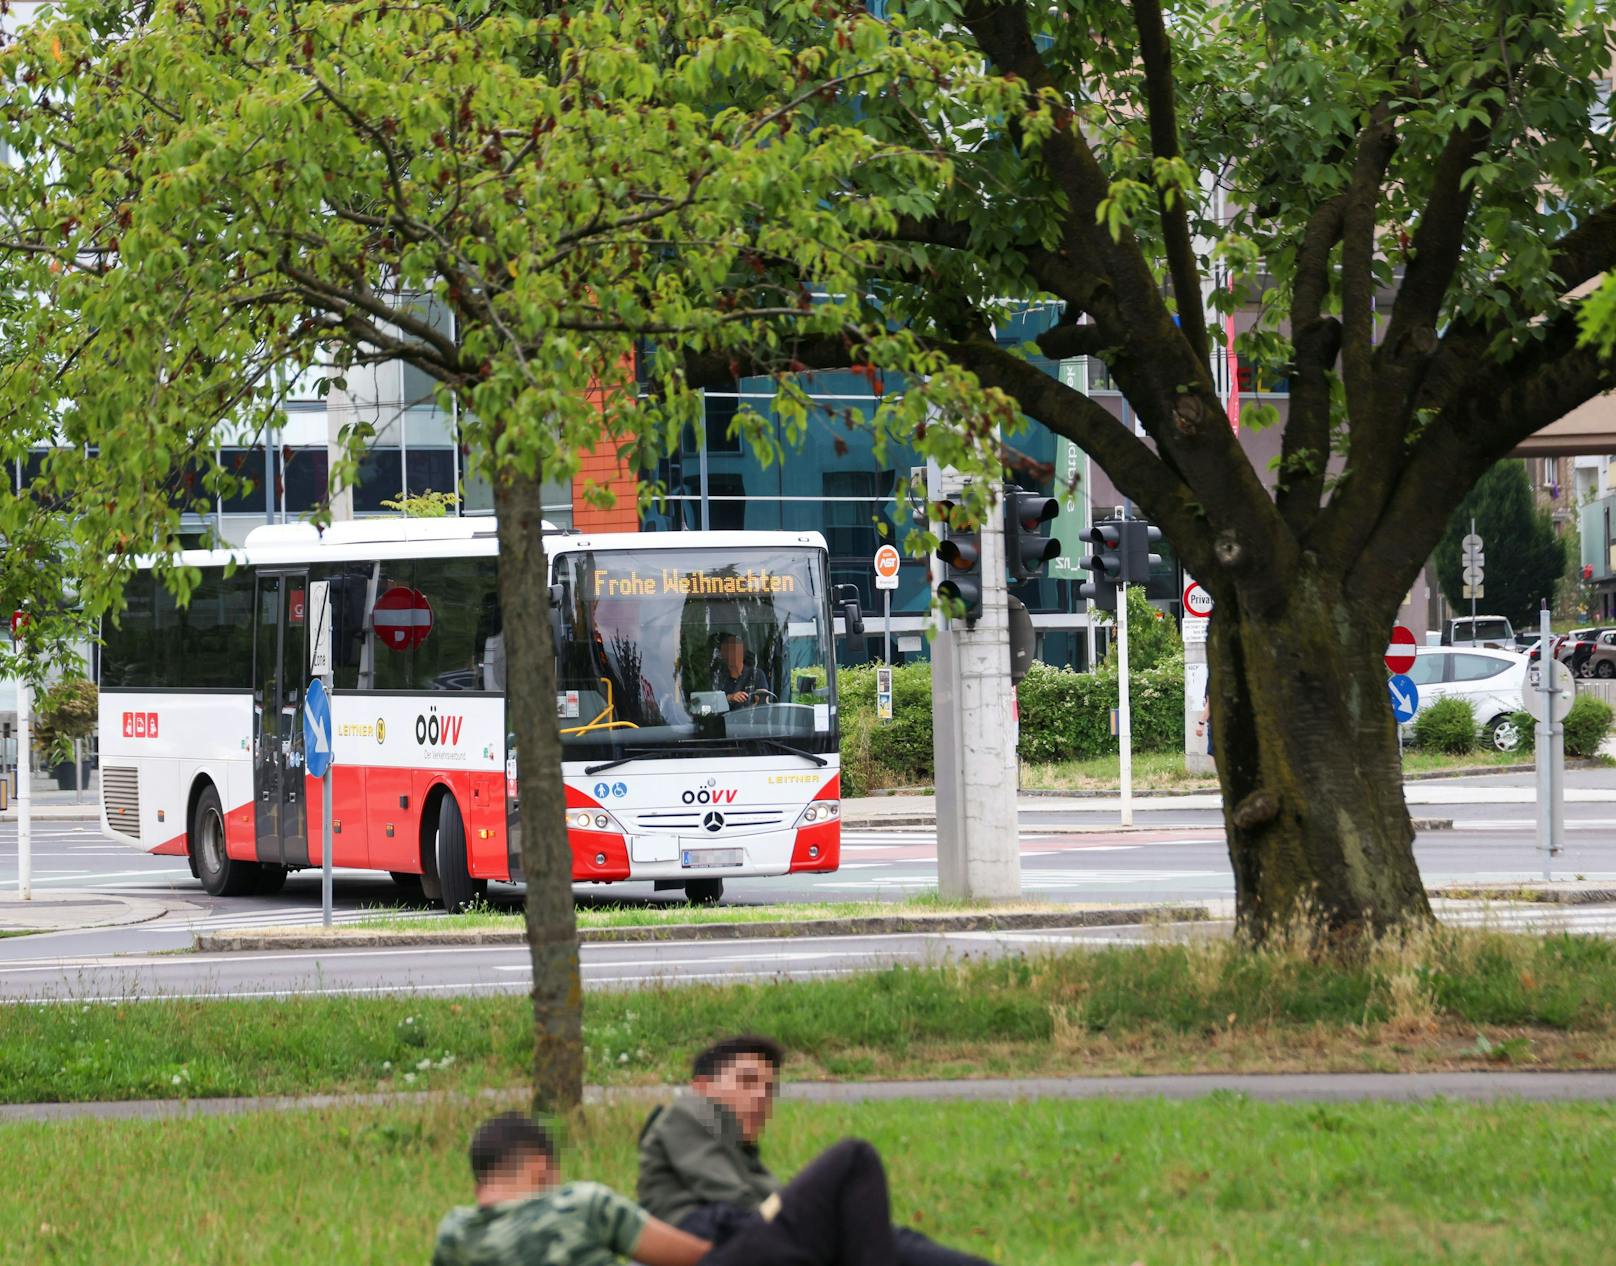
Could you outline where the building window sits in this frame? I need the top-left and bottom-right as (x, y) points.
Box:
(282, 447), (330, 513)
(353, 448), (403, 512)
(405, 448), (456, 499)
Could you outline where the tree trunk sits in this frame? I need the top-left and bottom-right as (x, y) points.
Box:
(492, 465), (584, 1114)
(1208, 567), (1432, 939)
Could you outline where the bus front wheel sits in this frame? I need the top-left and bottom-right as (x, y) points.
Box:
(192, 783), (259, 897)
(436, 796), (486, 913)
(684, 879), (724, 905)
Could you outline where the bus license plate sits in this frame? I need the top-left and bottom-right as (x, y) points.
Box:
(681, 848), (743, 869)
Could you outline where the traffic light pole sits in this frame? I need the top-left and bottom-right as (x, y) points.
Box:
(929, 464), (1021, 901)
(1117, 588), (1133, 827)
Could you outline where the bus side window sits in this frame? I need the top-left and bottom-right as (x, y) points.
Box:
(313, 564), (375, 691)
(410, 556), (500, 692)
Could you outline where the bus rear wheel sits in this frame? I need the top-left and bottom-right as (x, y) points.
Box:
(684, 879), (724, 905)
(436, 796), (486, 913)
(192, 783), (259, 897)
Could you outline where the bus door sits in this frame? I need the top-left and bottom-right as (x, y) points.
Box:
(252, 572), (311, 868)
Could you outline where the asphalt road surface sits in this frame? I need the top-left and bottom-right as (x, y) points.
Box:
(0, 768), (1611, 982)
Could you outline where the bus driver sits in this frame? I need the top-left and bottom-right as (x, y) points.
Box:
(712, 633), (768, 708)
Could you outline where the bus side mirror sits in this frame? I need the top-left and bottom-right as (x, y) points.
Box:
(833, 584), (866, 658)
(548, 584), (564, 648)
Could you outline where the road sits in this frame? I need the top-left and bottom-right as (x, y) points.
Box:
(0, 767), (1609, 995)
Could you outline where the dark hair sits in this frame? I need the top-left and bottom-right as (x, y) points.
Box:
(718, 632), (742, 646)
(468, 1113), (555, 1182)
(692, 1034), (785, 1081)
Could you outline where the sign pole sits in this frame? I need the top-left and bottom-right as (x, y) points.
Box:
(1118, 586), (1133, 828)
(883, 588), (891, 665)
(1536, 600), (1552, 881)
(322, 696), (333, 927)
(306, 581), (336, 928)
(16, 675), (29, 900)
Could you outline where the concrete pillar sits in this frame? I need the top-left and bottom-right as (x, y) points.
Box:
(931, 467), (1021, 901)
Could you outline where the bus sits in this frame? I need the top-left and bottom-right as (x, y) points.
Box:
(98, 520), (852, 907)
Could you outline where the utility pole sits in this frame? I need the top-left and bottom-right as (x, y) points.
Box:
(929, 463), (1021, 901)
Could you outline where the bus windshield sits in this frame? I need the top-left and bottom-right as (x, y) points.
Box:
(553, 547), (836, 761)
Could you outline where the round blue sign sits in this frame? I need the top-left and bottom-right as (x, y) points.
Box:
(303, 677), (334, 778)
(1387, 673), (1420, 724)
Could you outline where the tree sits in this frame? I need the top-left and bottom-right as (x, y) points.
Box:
(672, 0), (1616, 938)
(0, 0), (1015, 1109)
(1433, 463), (1567, 629)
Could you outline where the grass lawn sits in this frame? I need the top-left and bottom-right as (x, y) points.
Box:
(3, 1096), (1613, 1264)
(353, 892), (1075, 933)
(5, 925), (1614, 1105)
(1016, 747), (1559, 793)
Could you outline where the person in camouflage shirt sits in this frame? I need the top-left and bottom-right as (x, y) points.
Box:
(437, 1110), (909, 1265)
(433, 1114), (708, 1266)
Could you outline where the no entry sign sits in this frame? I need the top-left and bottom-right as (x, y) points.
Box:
(1384, 624), (1417, 675)
(1182, 581), (1213, 618)
(372, 586), (435, 651)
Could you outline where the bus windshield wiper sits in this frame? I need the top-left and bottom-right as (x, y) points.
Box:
(582, 747), (704, 775)
(747, 737), (828, 767)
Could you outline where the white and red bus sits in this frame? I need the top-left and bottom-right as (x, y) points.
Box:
(98, 521), (849, 907)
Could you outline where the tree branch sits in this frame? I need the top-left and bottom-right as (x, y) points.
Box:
(1337, 101), (1398, 427)
(1133, 0), (1209, 366)
(1032, 321), (1113, 361)
(1277, 194), (1345, 534)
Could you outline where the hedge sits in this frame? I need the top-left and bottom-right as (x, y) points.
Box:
(1498, 695), (1612, 758)
(836, 658), (1186, 795)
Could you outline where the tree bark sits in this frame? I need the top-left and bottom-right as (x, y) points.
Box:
(1207, 565), (1432, 939)
(492, 463), (584, 1114)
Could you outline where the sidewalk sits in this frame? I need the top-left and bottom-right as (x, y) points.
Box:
(0, 888), (184, 934)
(0, 784), (102, 820)
(7, 1070), (1616, 1124)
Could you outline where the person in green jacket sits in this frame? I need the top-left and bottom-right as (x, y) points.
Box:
(638, 1036), (995, 1266)
(437, 1108), (911, 1266)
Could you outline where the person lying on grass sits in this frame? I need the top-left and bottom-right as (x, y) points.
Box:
(434, 1109), (913, 1265)
(637, 1035), (995, 1266)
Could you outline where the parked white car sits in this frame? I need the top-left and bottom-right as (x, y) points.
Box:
(1402, 647), (1529, 751)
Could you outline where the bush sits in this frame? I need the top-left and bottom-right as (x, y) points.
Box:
(837, 663), (933, 795)
(1564, 693), (1615, 758)
(835, 657), (1186, 793)
(1016, 660), (1184, 761)
(1411, 695), (1477, 754)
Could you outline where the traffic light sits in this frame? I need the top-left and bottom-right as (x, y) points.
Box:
(1078, 520), (1124, 612)
(1004, 484), (1061, 582)
(1121, 521), (1163, 586)
(934, 500), (983, 624)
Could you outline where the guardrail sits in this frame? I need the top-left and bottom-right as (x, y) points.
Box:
(1577, 679), (1616, 707)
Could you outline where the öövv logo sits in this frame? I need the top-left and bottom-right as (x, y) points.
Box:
(681, 776), (737, 806)
(415, 706), (463, 748)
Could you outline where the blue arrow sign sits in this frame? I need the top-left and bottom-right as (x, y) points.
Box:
(1387, 673), (1420, 724)
(303, 677), (333, 779)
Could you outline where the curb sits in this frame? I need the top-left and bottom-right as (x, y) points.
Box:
(1430, 885), (1616, 906)
(846, 815), (1455, 832)
(859, 760), (1604, 801)
(192, 904), (1211, 953)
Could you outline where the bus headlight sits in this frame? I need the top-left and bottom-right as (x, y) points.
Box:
(793, 800), (839, 828)
(570, 808), (625, 834)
